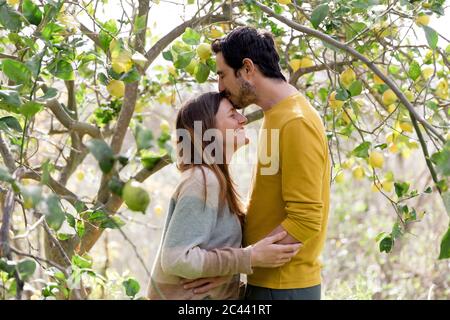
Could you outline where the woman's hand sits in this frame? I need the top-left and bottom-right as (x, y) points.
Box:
(249, 231), (302, 268)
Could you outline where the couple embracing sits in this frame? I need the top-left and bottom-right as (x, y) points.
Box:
(147, 26), (330, 300)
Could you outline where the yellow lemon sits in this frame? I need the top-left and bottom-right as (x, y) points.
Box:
(208, 27), (223, 39)
(388, 143), (398, 153)
(415, 14), (430, 26)
(399, 121), (414, 133)
(335, 172), (345, 184)
(107, 80), (125, 98)
(382, 89), (397, 105)
(111, 50), (134, 74)
(352, 166), (365, 180)
(289, 59), (301, 72)
(404, 90), (414, 102)
(422, 67), (434, 80)
(277, 0), (292, 4)
(160, 120), (170, 133)
(7, 0), (20, 5)
(76, 171), (85, 181)
(153, 205), (163, 216)
(435, 79), (449, 99)
(340, 68), (356, 89)
(369, 151), (384, 169)
(341, 158), (355, 169)
(197, 43), (211, 61)
(382, 180), (393, 193)
(329, 91), (345, 110)
(387, 104), (397, 113)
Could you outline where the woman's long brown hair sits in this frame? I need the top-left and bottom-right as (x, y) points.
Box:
(175, 92), (245, 221)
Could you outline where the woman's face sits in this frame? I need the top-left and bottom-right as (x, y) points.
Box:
(214, 98), (249, 157)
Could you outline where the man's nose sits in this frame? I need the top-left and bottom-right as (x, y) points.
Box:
(218, 79), (224, 92)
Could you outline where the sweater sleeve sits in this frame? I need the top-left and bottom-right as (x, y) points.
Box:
(160, 168), (252, 279)
(280, 118), (326, 244)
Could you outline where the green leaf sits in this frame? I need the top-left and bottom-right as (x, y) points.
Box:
(141, 149), (166, 171)
(182, 27), (201, 45)
(22, 0), (43, 26)
(17, 259), (36, 282)
(133, 14), (147, 33)
(48, 59), (74, 81)
(0, 3), (22, 32)
(423, 26), (438, 49)
(26, 51), (45, 78)
(0, 116), (22, 132)
(40, 22), (65, 41)
(408, 61), (421, 81)
(66, 213), (76, 228)
(41, 159), (54, 185)
(86, 139), (115, 173)
(318, 88), (328, 103)
(21, 185), (42, 209)
(134, 123), (154, 151)
(2, 59), (32, 84)
(45, 194), (66, 231)
(195, 62), (210, 83)
(345, 22), (366, 41)
(0, 167), (14, 184)
(0, 89), (22, 112)
(36, 88), (58, 101)
(335, 88), (349, 101)
(379, 236), (393, 253)
(438, 227), (450, 259)
(71, 254), (92, 269)
(123, 277), (140, 298)
(348, 80), (363, 97)
(108, 176), (124, 196)
(20, 101), (43, 118)
(352, 141), (371, 158)
(311, 4), (329, 29)
(174, 51), (195, 69)
(394, 182), (410, 198)
(430, 142), (450, 176)
(0, 258), (16, 276)
(76, 219), (85, 238)
(162, 50), (173, 61)
(100, 216), (125, 229)
(120, 67), (141, 83)
(424, 186), (432, 194)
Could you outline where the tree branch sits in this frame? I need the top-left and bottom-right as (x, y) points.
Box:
(253, 1), (446, 143)
(0, 133), (16, 173)
(46, 99), (101, 139)
(289, 60), (355, 85)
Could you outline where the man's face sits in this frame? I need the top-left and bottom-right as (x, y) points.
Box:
(216, 52), (257, 109)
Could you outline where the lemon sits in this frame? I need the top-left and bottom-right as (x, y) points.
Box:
(208, 27), (223, 39)
(290, 57), (314, 71)
(277, 0), (292, 4)
(153, 205), (163, 216)
(435, 79), (449, 99)
(369, 151), (384, 169)
(112, 51), (133, 74)
(107, 80), (125, 98)
(160, 119), (170, 133)
(352, 166), (365, 180)
(289, 59), (301, 72)
(341, 158), (355, 169)
(7, 0), (19, 5)
(382, 89), (397, 105)
(335, 172), (345, 184)
(76, 171), (85, 181)
(404, 90), (414, 102)
(422, 67), (434, 80)
(382, 180), (393, 193)
(388, 143), (398, 154)
(340, 68), (356, 89)
(197, 43), (211, 61)
(185, 59), (198, 76)
(415, 14), (430, 27)
(399, 121), (414, 133)
(387, 104), (397, 113)
(329, 91), (345, 110)
(122, 180), (150, 213)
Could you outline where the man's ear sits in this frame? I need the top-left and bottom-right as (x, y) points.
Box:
(241, 58), (256, 78)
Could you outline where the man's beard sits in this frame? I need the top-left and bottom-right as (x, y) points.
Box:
(224, 78), (257, 109)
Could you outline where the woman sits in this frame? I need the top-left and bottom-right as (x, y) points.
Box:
(147, 92), (300, 300)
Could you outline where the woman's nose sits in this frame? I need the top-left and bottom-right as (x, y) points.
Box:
(238, 113), (248, 125)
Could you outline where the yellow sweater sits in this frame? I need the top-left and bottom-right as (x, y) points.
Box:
(244, 93), (330, 289)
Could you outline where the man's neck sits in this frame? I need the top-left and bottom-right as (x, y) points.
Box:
(254, 78), (299, 112)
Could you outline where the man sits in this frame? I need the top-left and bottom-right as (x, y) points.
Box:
(183, 26), (330, 300)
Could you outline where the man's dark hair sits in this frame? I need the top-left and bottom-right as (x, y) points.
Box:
(212, 26), (286, 81)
